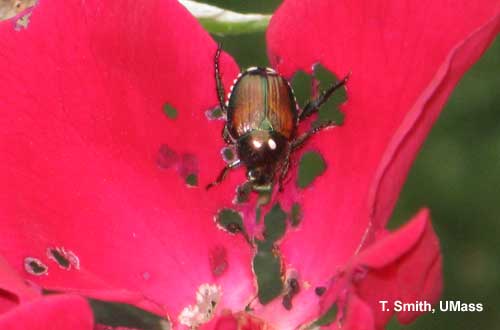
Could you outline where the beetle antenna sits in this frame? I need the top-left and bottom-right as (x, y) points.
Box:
(214, 43), (227, 112)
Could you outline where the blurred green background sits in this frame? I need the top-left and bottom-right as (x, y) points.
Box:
(201, 1), (500, 329)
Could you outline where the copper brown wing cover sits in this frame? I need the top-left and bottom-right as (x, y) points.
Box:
(227, 70), (297, 139)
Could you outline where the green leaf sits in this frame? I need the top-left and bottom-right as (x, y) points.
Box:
(88, 298), (170, 330)
(297, 151), (327, 188)
(263, 203), (287, 243)
(310, 303), (338, 327)
(253, 240), (283, 304)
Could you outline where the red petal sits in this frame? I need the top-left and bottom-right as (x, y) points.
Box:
(0, 294), (93, 330)
(0, 0), (252, 322)
(354, 209), (442, 327)
(266, 0), (498, 324)
(340, 293), (375, 330)
(0, 256), (40, 313)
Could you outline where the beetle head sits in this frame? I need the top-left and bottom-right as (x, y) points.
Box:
(237, 130), (289, 191)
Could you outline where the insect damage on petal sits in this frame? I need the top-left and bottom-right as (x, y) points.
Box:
(46, 247), (80, 270)
(0, 0), (36, 21)
(156, 145), (199, 187)
(209, 245), (228, 277)
(24, 257), (48, 275)
(178, 284), (222, 328)
(162, 103), (179, 120)
(206, 44), (348, 193)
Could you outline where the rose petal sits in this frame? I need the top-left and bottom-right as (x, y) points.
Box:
(354, 209), (442, 327)
(0, 294), (93, 330)
(0, 256), (40, 313)
(340, 293), (375, 330)
(265, 0), (498, 325)
(0, 0), (253, 322)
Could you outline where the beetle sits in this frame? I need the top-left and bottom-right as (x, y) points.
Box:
(206, 44), (348, 192)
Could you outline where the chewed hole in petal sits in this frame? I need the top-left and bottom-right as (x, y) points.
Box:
(47, 247), (80, 270)
(179, 284), (222, 327)
(221, 146), (237, 163)
(185, 173), (198, 187)
(205, 106), (225, 120)
(215, 208), (244, 234)
(179, 153), (199, 188)
(163, 103), (178, 120)
(282, 277), (300, 311)
(24, 257), (48, 276)
(297, 151), (326, 188)
(289, 203), (302, 227)
(233, 182), (252, 204)
(311, 64), (347, 128)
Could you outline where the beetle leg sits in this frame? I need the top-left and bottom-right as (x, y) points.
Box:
(278, 151), (291, 192)
(206, 159), (241, 190)
(222, 126), (233, 144)
(215, 43), (227, 114)
(292, 121), (337, 150)
(299, 74), (350, 121)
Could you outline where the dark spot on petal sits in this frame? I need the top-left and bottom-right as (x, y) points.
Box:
(290, 203), (302, 227)
(282, 294), (292, 310)
(209, 246), (228, 277)
(185, 173), (198, 187)
(157, 144), (178, 169)
(297, 151), (326, 188)
(282, 278), (300, 311)
(178, 153), (198, 178)
(315, 286), (326, 296)
(163, 103), (178, 120)
(288, 278), (300, 295)
(24, 257), (48, 275)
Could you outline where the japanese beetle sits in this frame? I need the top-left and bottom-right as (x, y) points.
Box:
(207, 44), (348, 192)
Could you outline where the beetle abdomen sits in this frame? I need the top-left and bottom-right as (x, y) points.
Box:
(227, 68), (297, 139)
